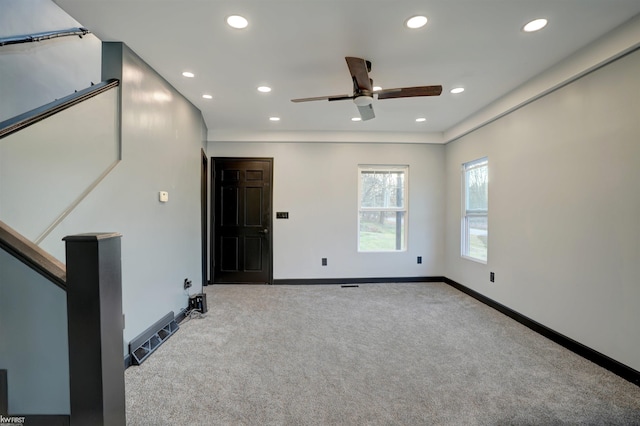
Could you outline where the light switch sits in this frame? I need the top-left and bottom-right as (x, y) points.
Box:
(159, 191), (169, 203)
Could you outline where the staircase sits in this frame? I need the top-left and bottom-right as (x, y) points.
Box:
(1, 45), (125, 422)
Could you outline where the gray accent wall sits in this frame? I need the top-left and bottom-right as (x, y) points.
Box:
(444, 48), (640, 372)
(0, 250), (70, 414)
(208, 142), (446, 280)
(39, 42), (207, 350)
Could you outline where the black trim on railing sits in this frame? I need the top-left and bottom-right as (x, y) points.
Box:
(0, 220), (66, 290)
(0, 79), (120, 140)
(0, 27), (90, 47)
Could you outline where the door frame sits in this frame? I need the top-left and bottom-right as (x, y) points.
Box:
(201, 149), (209, 286)
(210, 157), (274, 284)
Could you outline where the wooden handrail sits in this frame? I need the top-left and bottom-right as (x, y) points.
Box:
(0, 220), (66, 290)
(0, 78), (119, 140)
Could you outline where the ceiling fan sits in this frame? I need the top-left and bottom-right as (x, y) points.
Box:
(291, 57), (442, 121)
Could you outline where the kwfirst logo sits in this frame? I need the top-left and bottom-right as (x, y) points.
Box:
(0, 415), (25, 425)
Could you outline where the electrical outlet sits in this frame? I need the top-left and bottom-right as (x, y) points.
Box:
(322, 258), (327, 266)
(490, 272), (495, 282)
(184, 278), (192, 289)
(417, 256), (422, 264)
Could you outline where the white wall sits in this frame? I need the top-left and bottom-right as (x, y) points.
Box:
(0, 89), (119, 242)
(208, 142), (445, 280)
(444, 48), (640, 372)
(2, 0), (637, 400)
(0, 0), (102, 122)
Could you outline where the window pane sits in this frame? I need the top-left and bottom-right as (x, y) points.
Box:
(466, 215), (488, 261)
(359, 211), (404, 251)
(462, 157), (488, 262)
(360, 171), (404, 208)
(466, 164), (488, 212)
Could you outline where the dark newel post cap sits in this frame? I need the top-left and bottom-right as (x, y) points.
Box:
(63, 232), (122, 242)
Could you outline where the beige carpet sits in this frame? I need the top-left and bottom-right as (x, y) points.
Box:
(125, 283), (640, 425)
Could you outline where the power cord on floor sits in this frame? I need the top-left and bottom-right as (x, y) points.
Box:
(182, 285), (208, 323)
(180, 307), (207, 323)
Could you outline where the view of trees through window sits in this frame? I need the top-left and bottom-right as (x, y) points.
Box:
(463, 158), (488, 261)
(358, 167), (407, 251)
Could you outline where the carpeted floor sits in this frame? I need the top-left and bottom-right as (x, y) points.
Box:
(125, 283), (640, 425)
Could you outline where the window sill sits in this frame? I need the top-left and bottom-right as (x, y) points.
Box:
(359, 250), (407, 253)
(461, 255), (487, 265)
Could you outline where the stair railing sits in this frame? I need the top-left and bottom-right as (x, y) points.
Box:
(0, 79), (119, 140)
(0, 220), (126, 425)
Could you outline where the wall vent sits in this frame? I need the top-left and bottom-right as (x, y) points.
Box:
(129, 312), (178, 365)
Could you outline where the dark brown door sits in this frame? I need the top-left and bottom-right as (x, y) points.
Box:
(211, 158), (272, 284)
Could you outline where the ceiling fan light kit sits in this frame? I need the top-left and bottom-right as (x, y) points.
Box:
(291, 56), (442, 121)
(353, 95), (373, 107)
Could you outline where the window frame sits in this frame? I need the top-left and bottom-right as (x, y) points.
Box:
(357, 165), (409, 252)
(461, 157), (488, 263)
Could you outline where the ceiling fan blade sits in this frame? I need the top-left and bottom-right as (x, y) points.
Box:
(328, 95), (355, 102)
(376, 85), (443, 100)
(291, 94), (351, 103)
(358, 104), (375, 121)
(345, 57), (373, 93)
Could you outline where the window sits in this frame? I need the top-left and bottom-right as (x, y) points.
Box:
(358, 165), (408, 252)
(462, 157), (488, 262)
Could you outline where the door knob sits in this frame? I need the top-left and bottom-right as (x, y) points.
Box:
(258, 228), (269, 234)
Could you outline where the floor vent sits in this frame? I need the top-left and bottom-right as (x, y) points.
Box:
(129, 312), (178, 365)
(341, 284), (359, 288)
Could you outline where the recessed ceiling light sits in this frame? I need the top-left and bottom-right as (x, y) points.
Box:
(182, 71), (195, 78)
(373, 86), (382, 91)
(523, 18), (548, 33)
(257, 86), (272, 93)
(450, 87), (465, 94)
(416, 117), (426, 122)
(269, 117), (280, 121)
(405, 15), (428, 29)
(202, 94), (213, 99)
(227, 15), (248, 29)
(351, 117), (362, 122)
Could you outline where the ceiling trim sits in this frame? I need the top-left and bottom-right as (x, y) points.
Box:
(444, 13), (640, 144)
(208, 13), (640, 146)
(208, 130), (445, 144)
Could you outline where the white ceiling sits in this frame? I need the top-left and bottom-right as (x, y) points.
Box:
(54, 0), (640, 143)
